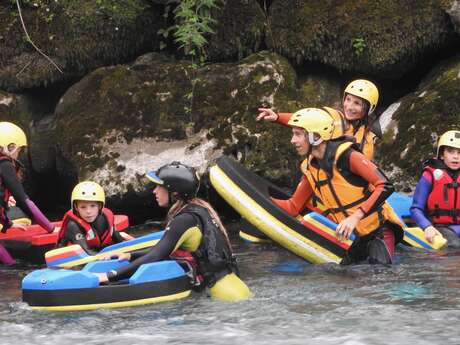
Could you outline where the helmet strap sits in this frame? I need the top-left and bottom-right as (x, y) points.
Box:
(2, 145), (20, 159)
(168, 191), (182, 208)
(308, 132), (323, 146)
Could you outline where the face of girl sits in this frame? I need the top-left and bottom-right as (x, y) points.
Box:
(290, 127), (310, 156)
(441, 146), (460, 170)
(343, 93), (366, 121)
(75, 200), (101, 223)
(153, 185), (170, 207)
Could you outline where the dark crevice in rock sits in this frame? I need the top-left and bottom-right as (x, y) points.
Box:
(256, 0), (273, 12)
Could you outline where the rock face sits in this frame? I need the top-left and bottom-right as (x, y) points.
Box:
(267, 0), (457, 79)
(0, 1), (162, 91)
(54, 51), (303, 196)
(54, 50), (343, 197)
(206, 0), (266, 61)
(1, 0), (459, 220)
(379, 54), (460, 191)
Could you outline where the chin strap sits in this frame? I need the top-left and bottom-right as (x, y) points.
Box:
(308, 132), (323, 146)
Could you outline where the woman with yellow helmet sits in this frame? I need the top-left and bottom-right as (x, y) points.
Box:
(257, 79), (380, 160)
(272, 108), (403, 264)
(94, 162), (252, 301)
(410, 130), (460, 247)
(56, 181), (129, 255)
(0, 122), (56, 264)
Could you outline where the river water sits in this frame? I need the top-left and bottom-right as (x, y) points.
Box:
(1, 226), (459, 345)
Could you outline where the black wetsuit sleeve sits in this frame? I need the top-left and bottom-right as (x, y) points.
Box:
(110, 213), (198, 281)
(129, 248), (150, 260)
(63, 219), (97, 255)
(111, 228), (125, 243)
(0, 161), (31, 217)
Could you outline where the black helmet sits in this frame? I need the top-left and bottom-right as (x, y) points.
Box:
(146, 161), (200, 200)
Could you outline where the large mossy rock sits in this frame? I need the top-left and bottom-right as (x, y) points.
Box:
(0, 1), (162, 91)
(206, 0), (265, 61)
(378, 54), (460, 190)
(55, 51), (342, 198)
(267, 0), (458, 79)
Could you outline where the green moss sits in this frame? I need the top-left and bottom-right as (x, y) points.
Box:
(268, 0), (457, 78)
(379, 55), (460, 184)
(0, 1), (162, 91)
(206, 0), (265, 61)
(55, 51), (306, 186)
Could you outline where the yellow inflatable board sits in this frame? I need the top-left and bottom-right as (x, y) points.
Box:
(210, 157), (350, 264)
(210, 156), (446, 262)
(402, 227), (447, 250)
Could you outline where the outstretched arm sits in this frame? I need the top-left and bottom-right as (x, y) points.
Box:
(257, 108), (292, 127)
(102, 213), (199, 282)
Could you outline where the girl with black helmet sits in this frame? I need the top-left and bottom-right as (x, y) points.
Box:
(94, 162), (252, 301)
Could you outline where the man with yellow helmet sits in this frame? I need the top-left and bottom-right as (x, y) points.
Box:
(0, 122), (56, 264)
(56, 181), (128, 254)
(410, 130), (460, 247)
(257, 79), (380, 159)
(272, 108), (403, 264)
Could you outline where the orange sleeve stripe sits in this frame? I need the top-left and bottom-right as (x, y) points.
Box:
(276, 112), (293, 127)
(271, 175), (312, 217)
(347, 151), (387, 214)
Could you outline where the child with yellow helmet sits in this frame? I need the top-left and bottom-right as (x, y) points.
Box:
(0, 122), (56, 264)
(257, 79), (380, 159)
(56, 181), (130, 255)
(410, 130), (460, 247)
(272, 108), (403, 264)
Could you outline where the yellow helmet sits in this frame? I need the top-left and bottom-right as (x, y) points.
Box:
(323, 106), (346, 139)
(0, 122), (27, 150)
(344, 79), (379, 114)
(288, 107), (343, 145)
(71, 181), (105, 207)
(437, 130), (460, 158)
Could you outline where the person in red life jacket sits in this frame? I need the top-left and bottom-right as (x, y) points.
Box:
(94, 162), (252, 301)
(0, 122), (56, 265)
(271, 108), (403, 264)
(410, 130), (460, 247)
(56, 181), (127, 255)
(257, 79), (380, 160)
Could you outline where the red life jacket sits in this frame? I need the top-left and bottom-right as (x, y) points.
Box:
(170, 249), (204, 287)
(57, 208), (115, 248)
(425, 165), (460, 224)
(0, 156), (15, 230)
